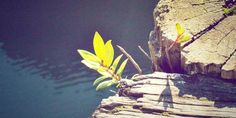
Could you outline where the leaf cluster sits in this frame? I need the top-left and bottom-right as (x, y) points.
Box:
(78, 32), (128, 91)
(223, 5), (236, 15)
(175, 23), (191, 44)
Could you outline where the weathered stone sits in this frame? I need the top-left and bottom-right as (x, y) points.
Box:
(151, 0), (236, 79)
(222, 52), (236, 79)
(182, 17), (236, 78)
(92, 72), (236, 117)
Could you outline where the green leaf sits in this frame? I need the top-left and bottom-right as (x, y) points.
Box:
(176, 23), (185, 36)
(96, 80), (116, 91)
(116, 59), (128, 76)
(176, 33), (191, 43)
(104, 40), (114, 67)
(111, 54), (123, 71)
(223, 6), (236, 15)
(93, 31), (106, 62)
(77, 49), (101, 63)
(93, 76), (110, 86)
(223, 8), (231, 14)
(81, 60), (100, 70)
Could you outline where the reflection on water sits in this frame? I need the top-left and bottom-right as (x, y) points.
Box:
(0, 0), (157, 118)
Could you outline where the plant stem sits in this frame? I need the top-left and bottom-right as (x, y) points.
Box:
(168, 41), (176, 51)
(148, 41), (163, 71)
(166, 37), (179, 72)
(100, 65), (120, 81)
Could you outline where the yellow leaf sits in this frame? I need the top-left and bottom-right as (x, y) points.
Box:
(111, 54), (123, 71)
(93, 31), (106, 62)
(77, 49), (101, 63)
(176, 33), (191, 43)
(176, 23), (185, 36)
(81, 60), (100, 70)
(103, 40), (114, 67)
(116, 59), (128, 76)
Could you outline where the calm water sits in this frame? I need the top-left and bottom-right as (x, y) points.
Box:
(0, 1), (157, 118)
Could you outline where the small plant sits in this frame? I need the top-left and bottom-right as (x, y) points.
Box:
(77, 32), (128, 91)
(166, 23), (191, 72)
(223, 0), (236, 15)
(168, 23), (191, 50)
(223, 5), (236, 15)
(175, 23), (191, 43)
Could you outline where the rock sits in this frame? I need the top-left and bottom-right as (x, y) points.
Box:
(92, 72), (236, 117)
(92, 1), (236, 117)
(150, 0), (236, 79)
(222, 51), (236, 79)
(182, 15), (236, 79)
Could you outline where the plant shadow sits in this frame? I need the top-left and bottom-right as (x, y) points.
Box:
(157, 75), (174, 111)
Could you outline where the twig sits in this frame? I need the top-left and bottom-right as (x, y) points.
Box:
(166, 41), (175, 72)
(165, 48), (173, 72)
(138, 45), (152, 61)
(116, 45), (142, 74)
(148, 41), (163, 72)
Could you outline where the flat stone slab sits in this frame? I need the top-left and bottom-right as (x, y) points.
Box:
(92, 72), (236, 117)
(153, 0), (236, 79)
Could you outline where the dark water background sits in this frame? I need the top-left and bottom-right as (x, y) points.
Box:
(0, 0), (157, 118)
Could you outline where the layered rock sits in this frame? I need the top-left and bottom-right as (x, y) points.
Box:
(92, 72), (236, 117)
(151, 0), (236, 79)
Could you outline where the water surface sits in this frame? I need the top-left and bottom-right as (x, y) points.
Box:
(0, 0), (157, 117)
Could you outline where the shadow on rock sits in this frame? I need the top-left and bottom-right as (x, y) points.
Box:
(158, 76), (174, 111)
(173, 74), (236, 108)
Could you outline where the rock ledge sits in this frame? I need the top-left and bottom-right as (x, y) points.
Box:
(92, 72), (236, 117)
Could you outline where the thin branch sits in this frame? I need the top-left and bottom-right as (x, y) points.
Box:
(165, 48), (173, 72)
(138, 45), (152, 61)
(116, 45), (142, 74)
(148, 41), (163, 72)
